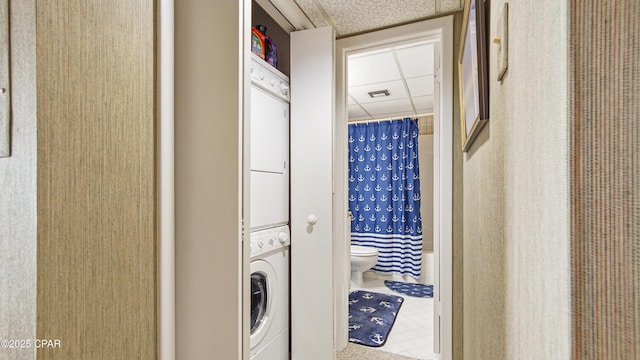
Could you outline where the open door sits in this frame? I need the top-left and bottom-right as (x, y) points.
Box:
(290, 26), (336, 360)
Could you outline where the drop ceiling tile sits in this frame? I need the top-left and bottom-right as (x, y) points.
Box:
(406, 75), (434, 97)
(348, 51), (400, 87)
(348, 104), (369, 118)
(413, 95), (434, 113)
(349, 80), (409, 104)
(348, 95), (356, 105)
(362, 98), (413, 117)
(395, 43), (434, 78)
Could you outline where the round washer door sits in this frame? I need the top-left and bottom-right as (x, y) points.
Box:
(249, 259), (278, 349)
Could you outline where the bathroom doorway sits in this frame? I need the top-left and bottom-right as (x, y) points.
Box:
(335, 16), (454, 359)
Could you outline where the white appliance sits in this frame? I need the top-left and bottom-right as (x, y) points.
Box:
(250, 225), (290, 360)
(250, 54), (290, 231)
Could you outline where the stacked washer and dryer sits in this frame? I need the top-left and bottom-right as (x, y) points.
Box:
(249, 52), (291, 360)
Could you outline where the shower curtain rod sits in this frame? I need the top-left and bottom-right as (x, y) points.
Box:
(348, 113), (433, 125)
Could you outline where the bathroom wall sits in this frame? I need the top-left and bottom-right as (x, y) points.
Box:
(0, 1), (37, 359)
(418, 134), (434, 252)
(417, 133), (434, 286)
(462, 1), (570, 359)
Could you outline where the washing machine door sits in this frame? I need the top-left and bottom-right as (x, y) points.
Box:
(250, 259), (277, 350)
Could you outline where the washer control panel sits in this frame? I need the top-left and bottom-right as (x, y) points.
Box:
(250, 53), (290, 102)
(250, 225), (290, 258)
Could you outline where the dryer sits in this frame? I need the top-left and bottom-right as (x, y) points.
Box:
(250, 225), (290, 360)
(250, 54), (290, 231)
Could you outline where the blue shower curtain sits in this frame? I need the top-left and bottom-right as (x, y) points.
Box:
(348, 117), (423, 278)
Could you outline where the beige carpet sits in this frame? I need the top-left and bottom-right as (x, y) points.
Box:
(336, 343), (421, 360)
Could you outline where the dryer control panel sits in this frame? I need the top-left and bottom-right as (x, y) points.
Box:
(250, 53), (290, 102)
(250, 225), (290, 258)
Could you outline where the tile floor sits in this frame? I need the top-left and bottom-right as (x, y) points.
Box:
(351, 279), (436, 360)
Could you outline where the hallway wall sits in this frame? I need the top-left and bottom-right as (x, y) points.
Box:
(35, 1), (157, 359)
(570, 1), (640, 358)
(451, 13), (464, 360)
(175, 1), (245, 359)
(0, 1), (37, 359)
(462, 1), (570, 359)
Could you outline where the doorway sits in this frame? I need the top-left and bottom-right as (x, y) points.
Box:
(334, 16), (454, 359)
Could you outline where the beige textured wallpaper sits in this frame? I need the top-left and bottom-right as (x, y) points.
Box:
(35, 1), (157, 359)
(462, 1), (570, 359)
(0, 1), (37, 359)
(571, 1), (640, 358)
(451, 12), (464, 360)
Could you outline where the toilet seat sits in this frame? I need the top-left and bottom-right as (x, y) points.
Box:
(351, 245), (378, 256)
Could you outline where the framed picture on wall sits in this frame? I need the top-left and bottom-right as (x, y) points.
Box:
(458, 0), (489, 152)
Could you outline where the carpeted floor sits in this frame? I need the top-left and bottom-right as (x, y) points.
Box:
(336, 343), (421, 360)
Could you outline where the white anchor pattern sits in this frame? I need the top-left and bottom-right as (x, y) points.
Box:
(348, 290), (405, 347)
(348, 118), (423, 278)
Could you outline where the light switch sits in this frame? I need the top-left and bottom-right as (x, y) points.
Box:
(495, 2), (508, 82)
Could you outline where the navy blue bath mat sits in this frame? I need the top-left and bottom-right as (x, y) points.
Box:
(384, 280), (433, 298)
(348, 290), (404, 347)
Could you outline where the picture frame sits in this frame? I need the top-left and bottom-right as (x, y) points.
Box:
(458, 0), (489, 152)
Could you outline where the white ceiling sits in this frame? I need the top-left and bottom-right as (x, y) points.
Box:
(347, 42), (435, 122)
(292, 0), (463, 37)
(286, 0), (461, 121)
(254, 0), (464, 121)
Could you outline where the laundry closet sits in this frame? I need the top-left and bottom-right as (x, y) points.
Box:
(173, 1), (339, 358)
(248, 1), (338, 359)
(248, 3), (292, 360)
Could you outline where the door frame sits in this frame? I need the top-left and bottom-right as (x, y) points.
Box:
(335, 16), (454, 358)
(158, 0), (175, 358)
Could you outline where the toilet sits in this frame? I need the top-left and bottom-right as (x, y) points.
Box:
(350, 245), (379, 287)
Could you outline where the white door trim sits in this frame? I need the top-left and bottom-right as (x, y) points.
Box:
(335, 16), (454, 359)
(158, 0), (175, 359)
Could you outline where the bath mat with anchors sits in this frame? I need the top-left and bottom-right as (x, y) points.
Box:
(348, 290), (404, 347)
(384, 280), (433, 298)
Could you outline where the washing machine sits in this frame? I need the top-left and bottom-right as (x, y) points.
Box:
(250, 225), (290, 360)
(250, 53), (290, 231)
